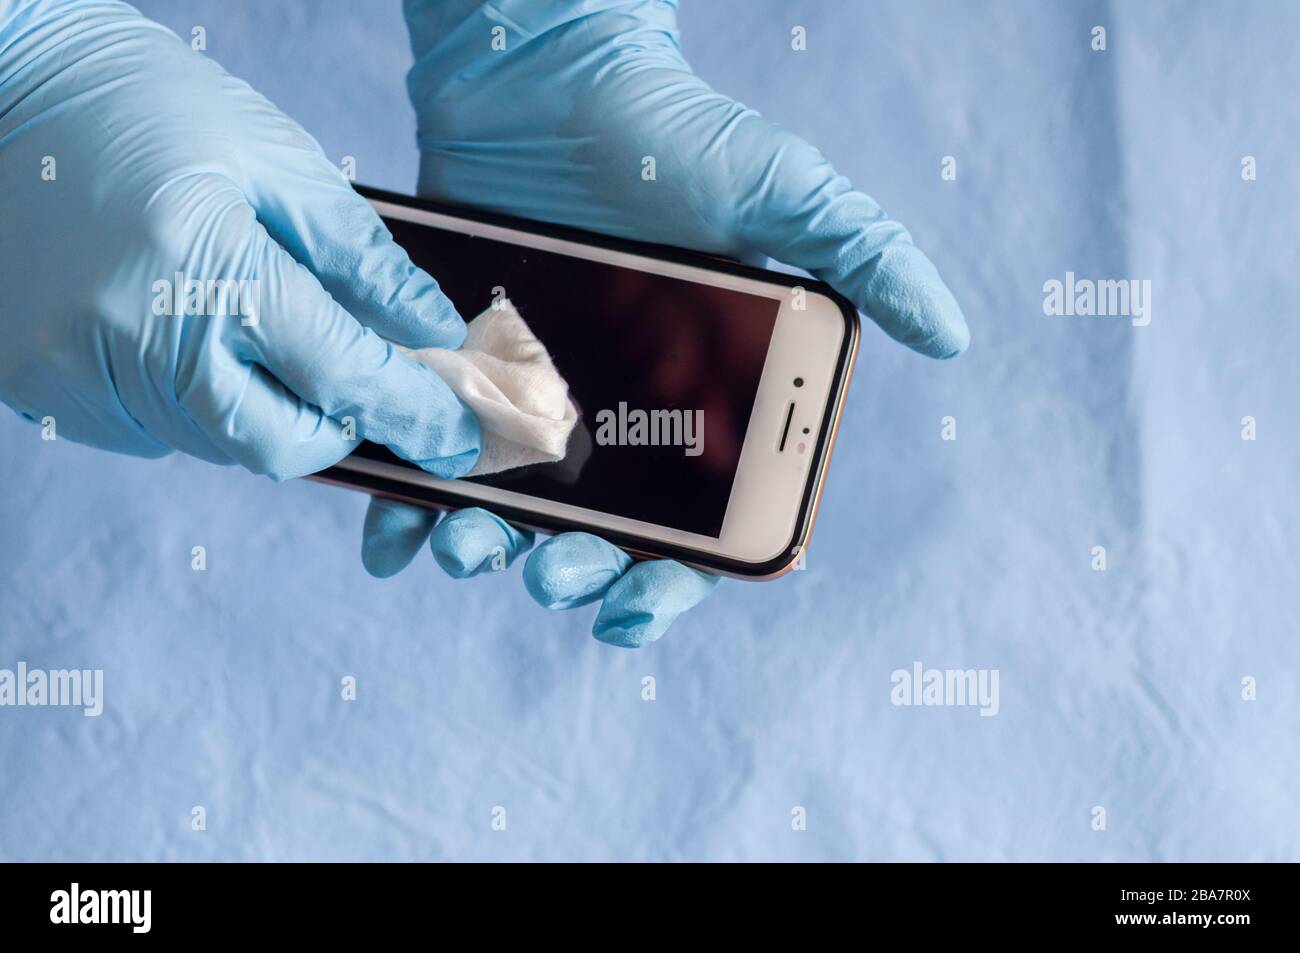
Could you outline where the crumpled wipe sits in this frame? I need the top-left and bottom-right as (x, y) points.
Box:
(399, 300), (578, 476)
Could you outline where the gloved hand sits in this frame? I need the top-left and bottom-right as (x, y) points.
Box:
(0, 0), (480, 480)
(362, 0), (970, 647)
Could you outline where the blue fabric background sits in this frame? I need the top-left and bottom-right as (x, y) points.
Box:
(1, 0), (1296, 860)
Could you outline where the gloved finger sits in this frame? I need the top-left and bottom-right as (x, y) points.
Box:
(523, 532), (632, 610)
(724, 111), (969, 359)
(238, 104), (466, 350)
(178, 345), (354, 478)
(361, 497), (437, 578)
(235, 215), (482, 478)
(592, 560), (719, 648)
(428, 507), (534, 579)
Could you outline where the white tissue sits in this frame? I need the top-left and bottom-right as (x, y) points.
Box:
(399, 300), (578, 476)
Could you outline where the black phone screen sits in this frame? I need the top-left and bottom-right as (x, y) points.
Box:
(355, 215), (782, 538)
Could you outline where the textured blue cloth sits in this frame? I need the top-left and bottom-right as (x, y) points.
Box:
(0, 0), (1296, 860)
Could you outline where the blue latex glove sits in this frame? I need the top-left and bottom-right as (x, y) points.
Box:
(0, 0), (481, 480)
(362, 0), (970, 647)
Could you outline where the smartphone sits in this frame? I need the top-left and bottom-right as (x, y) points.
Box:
(313, 185), (859, 579)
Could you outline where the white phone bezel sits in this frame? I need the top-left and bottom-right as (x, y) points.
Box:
(331, 199), (848, 565)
